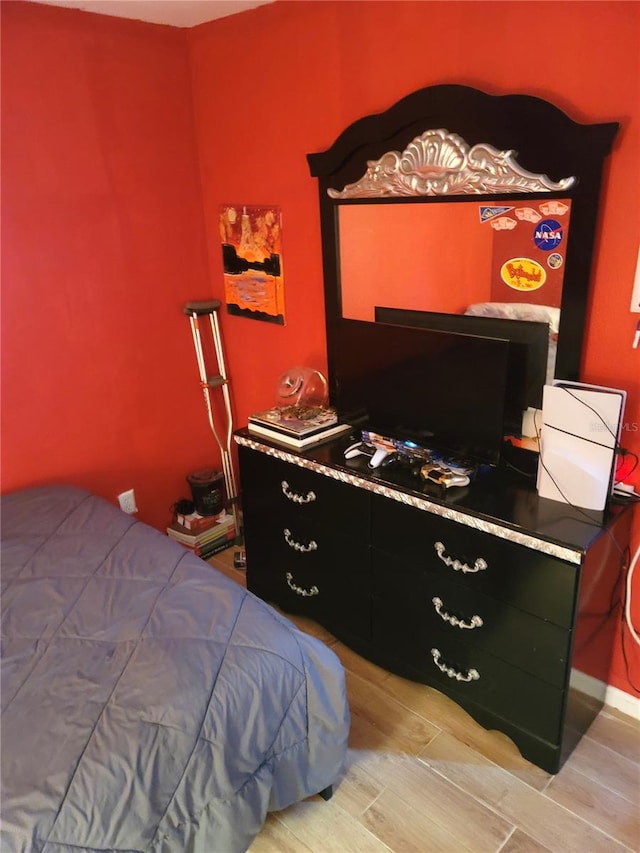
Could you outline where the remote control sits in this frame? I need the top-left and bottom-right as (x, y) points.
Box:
(344, 441), (375, 460)
(420, 463), (470, 488)
(369, 446), (393, 469)
(360, 430), (397, 468)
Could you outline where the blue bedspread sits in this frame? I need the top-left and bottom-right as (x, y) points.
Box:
(1, 485), (349, 852)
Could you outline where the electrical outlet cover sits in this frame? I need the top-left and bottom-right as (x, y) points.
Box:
(117, 489), (137, 514)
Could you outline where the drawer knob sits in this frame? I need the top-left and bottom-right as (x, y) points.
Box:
(284, 528), (318, 553)
(431, 648), (480, 682)
(432, 597), (484, 630)
(434, 541), (488, 574)
(286, 572), (319, 597)
(281, 480), (317, 504)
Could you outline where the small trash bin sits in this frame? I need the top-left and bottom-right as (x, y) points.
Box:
(187, 469), (225, 516)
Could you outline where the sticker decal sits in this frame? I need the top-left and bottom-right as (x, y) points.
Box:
(515, 207), (541, 223)
(490, 216), (517, 231)
(539, 201), (569, 216)
(479, 206), (514, 222)
(547, 253), (564, 270)
(533, 219), (564, 251)
(501, 258), (547, 291)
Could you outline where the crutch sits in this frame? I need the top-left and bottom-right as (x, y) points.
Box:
(183, 300), (239, 536)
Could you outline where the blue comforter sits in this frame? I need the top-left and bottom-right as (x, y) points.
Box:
(1, 485), (349, 852)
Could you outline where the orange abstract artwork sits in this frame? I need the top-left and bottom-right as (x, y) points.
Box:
(219, 205), (285, 324)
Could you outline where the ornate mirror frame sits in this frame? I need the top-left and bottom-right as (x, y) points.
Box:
(307, 84), (619, 397)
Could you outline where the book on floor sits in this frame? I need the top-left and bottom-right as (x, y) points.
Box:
(195, 533), (236, 560)
(167, 511), (235, 546)
(175, 509), (227, 532)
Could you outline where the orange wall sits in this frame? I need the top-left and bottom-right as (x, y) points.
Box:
(2, 1), (638, 697)
(1, 2), (219, 530)
(187, 1), (639, 697)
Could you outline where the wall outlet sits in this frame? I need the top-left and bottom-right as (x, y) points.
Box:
(117, 488), (137, 514)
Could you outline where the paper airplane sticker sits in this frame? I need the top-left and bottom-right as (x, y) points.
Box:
(479, 206), (514, 223)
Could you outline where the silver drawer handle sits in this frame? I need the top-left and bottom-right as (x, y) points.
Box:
(281, 480), (316, 504)
(434, 541), (487, 574)
(284, 528), (318, 553)
(286, 572), (319, 597)
(431, 648), (480, 682)
(432, 597), (483, 630)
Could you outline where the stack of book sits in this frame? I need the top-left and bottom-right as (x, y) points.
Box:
(166, 509), (236, 559)
(247, 406), (351, 448)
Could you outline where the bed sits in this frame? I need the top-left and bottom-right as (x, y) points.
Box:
(1, 485), (349, 853)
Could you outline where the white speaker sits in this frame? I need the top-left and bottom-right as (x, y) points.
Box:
(536, 381), (626, 511)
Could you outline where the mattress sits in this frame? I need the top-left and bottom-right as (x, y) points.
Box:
(1, 485), (349, 852)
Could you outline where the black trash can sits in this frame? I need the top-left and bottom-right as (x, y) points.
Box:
(186, 469), (225, 516)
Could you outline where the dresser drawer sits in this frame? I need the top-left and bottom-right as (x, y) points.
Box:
(372, 495), (577, 627)
(372, 548), (570, 688)
(372, 598), (563, 744)
(245, 512), (371, 638)
(240, 446), (370, 541)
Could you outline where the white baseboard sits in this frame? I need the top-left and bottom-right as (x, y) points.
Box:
(604, 684), (640, 720)
(570, 669), (640, 721)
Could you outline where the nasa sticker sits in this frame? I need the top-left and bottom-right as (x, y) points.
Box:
(547, 253), (563, 270)
(533, 219), (563, 251)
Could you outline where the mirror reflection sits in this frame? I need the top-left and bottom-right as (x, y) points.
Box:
(338, 198), (572, 324)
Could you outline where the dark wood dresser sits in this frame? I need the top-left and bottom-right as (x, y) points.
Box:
(235, 429), (634, 774)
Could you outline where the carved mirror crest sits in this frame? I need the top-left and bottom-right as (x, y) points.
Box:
(328, 128), (576, 198)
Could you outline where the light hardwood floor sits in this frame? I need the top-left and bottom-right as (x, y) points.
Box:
(209, 549), (640, 853)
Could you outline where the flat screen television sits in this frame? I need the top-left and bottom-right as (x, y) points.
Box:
(374, 307), (550, 435)
(333, 318), (510, 465)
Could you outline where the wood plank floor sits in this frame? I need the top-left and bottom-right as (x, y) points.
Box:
(209, 549), (640, 853)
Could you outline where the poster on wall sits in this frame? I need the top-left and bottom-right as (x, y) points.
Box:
(219, 204), (285, 324)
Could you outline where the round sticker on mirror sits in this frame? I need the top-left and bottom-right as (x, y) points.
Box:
(500, 258), (546, 291)
(533, 218), (563, 251)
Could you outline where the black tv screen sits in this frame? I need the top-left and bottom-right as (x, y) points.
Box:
(333, 319), (510, 465)
(374, 307), (550, 434)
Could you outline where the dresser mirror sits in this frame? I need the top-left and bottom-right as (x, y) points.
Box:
(308, 85), (619, 401)
(336, 198), (571, 326)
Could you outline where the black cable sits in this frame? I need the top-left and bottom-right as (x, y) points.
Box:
(617, 448), (639, 481)
(543, 421), (618, 451)
(557, 387), (638, 483)
(573, 546), (628, 654)
(561, 386), (617, 429)
(535, 407), (618, 528)
(502, 458), (536, 479)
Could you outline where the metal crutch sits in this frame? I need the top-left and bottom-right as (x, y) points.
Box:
(183, 300), (240, 537)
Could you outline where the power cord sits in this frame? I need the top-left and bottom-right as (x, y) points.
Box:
(625, 545), (640, 647)
(621, 544), (640, 692)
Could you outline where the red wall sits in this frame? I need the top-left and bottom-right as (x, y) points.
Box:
(187, 0), (639, 698)
(2, 0), (638, 698)
(339, 203), (494, 319)
(1, 2), (219, 531)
